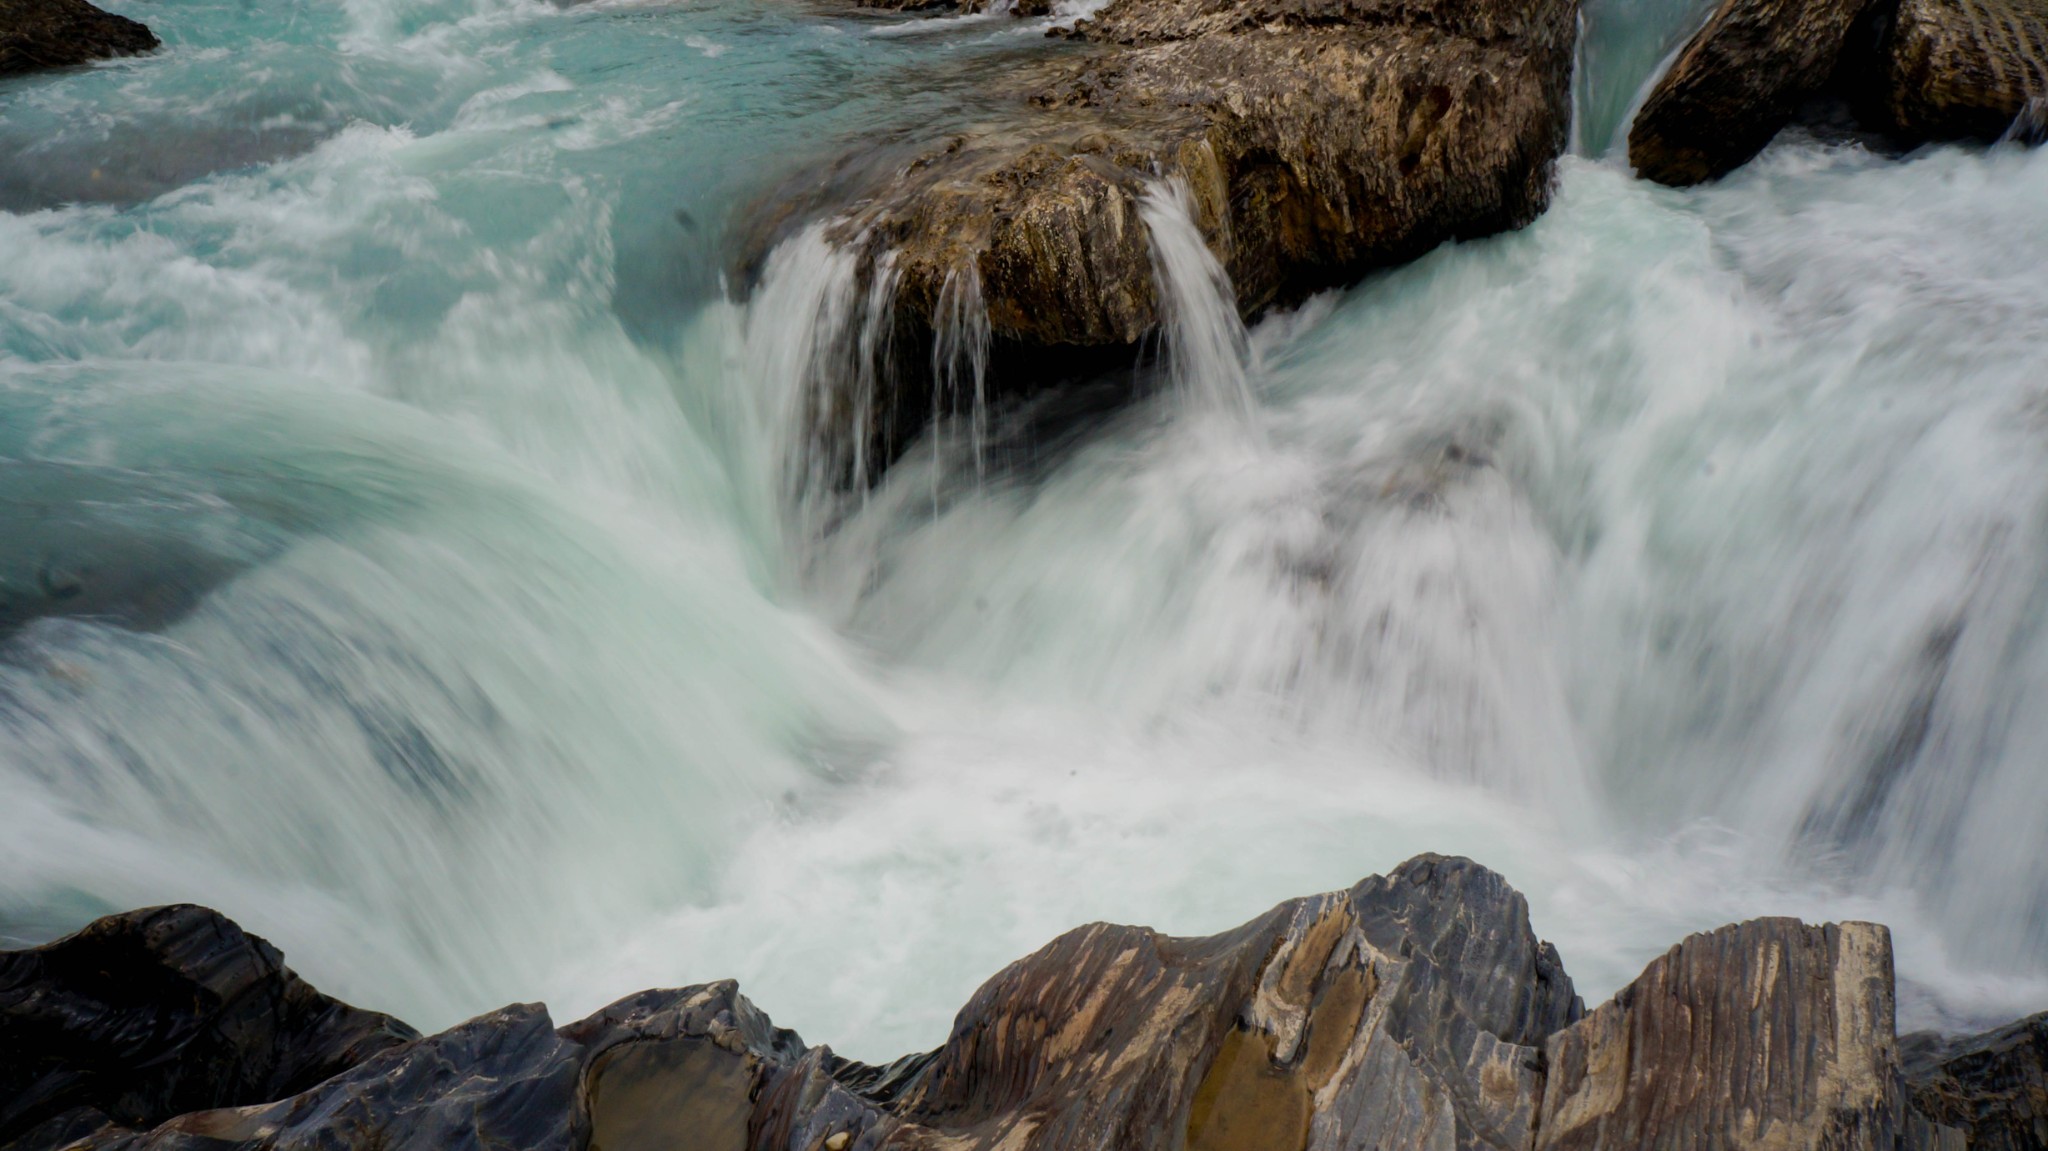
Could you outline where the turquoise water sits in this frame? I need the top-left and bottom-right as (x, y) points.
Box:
(5, 0), (2048, 1061)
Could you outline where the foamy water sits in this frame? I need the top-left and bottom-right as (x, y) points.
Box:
(3, 0), (2047, 1064)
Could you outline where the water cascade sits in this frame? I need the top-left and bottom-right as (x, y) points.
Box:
(2, 0), (2048, 1068)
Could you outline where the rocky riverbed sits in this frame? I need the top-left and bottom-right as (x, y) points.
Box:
(4, 856), (2044, 1151)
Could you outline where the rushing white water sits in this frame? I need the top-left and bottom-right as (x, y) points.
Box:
(1139, 177), (1259, 425)
(4, 0), (2048, 1067)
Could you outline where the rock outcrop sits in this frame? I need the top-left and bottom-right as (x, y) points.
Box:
(0, 905), (416, 1151)
(1625, 0), (2047, 185)
(0, 0), (159, 78)
(8, 855), (2046, 1151)
(1877, 0), (2048, 142)
(1904, 1010), (2048, 1151)
(1626, 0), (1877, 185)
(754, 0), (1578, 483)
(1538, 918), (1914, 1148)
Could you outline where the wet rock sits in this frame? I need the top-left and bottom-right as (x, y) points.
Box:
(757, 0), (1577, 482)
(0, 906), (417, 1149)
(0, 0), (159, 78)
(1903, 1010), (2048, 1151)
(1877, 0), (2048, 143)
(1627, 0), (1878, 185)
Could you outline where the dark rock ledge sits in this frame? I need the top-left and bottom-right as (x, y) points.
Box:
(6, 855), (2045, 1151)
(0, 0), (160, 78)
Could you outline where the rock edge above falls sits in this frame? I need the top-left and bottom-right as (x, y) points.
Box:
(0, 0), (160, 78)
(739, 0), (1579, 487)
(5, 854), (2046, 1151)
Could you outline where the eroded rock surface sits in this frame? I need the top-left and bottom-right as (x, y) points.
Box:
(1627, 0), (1877, 185)
(1879, 0), (2048, 141)
(757, 0), (1578, 482)
(7, 857), (2043, 1151)
(0, 0), (159, 77)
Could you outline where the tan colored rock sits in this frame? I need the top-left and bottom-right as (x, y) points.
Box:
(1536, 918), (1923, 1150)
(1881, 0), (2048, 142)
(1627, 0), (1876, 185)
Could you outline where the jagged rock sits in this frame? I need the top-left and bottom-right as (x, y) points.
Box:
(758, 0), (1577, 482)
(11, 859), (2044, 1151)
(1903, 1010), (2048, 1151)
(1627, 0), (1878, 185)
(0, 905), (417, 1151)
(0, 0), (159, 77)
(1877, 0), (2048, 142)
(1535, 917), (1940, 1148)
(857, 853), (1582, 1151)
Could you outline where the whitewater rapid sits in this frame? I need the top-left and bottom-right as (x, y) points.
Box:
(4, 0), (2048, 1062)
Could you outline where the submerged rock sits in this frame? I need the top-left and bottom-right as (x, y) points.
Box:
(8, 856), (2041, 1151)
(1627, 0), (1877, 185)
(1878, 0), (2048, 142)
(0, 0), (159, 78)
(750, 0), (1578, 483)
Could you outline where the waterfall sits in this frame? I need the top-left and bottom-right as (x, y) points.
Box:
(1138, 178), (1259, 424)
(931, 262), (993, 478)
(8, 0), (2048, 1068)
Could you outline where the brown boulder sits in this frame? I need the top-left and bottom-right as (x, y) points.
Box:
(1627, 0), (1877, 185)
(760, 0), (1577, 483)
(0, 0), (159, 77)
(1879, 0), (2048, 142)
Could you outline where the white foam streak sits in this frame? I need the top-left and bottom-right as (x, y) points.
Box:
(1139, 178), (1259, 427)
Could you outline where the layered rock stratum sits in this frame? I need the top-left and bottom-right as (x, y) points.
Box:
(5, 855), (2045, 1151)
(0, 0), (159, 77)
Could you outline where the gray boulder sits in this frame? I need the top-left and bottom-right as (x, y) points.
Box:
(0, 905), (416, 1151)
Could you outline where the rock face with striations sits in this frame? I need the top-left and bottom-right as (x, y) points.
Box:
(1626, 0), (1877, 185)
(7, 855), (2047, 1151)
(0, 0), (160, 78)
(757, 0), (1579, 483)
(1878, 0), (2048, 142)
(1537, 918), (1914, 1148)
